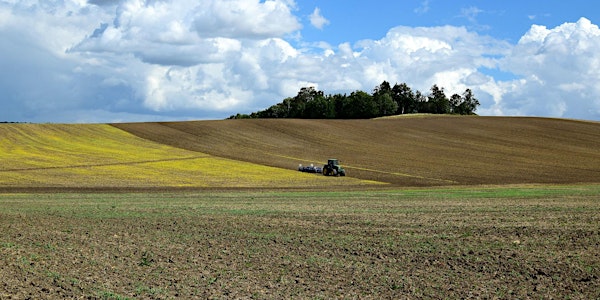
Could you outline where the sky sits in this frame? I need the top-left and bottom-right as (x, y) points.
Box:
(1, 0), (600, 123)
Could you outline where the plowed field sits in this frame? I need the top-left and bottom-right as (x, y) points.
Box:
(2, 116), (600, 299)
(114, 116), (600, 187)
(1, 187), (599, 299)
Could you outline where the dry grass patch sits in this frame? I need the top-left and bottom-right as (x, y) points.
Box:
(0, 124), (379, 188)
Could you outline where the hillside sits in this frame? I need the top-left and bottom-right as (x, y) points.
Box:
(113, 116), (600, 187)
(0, 124), (375, 190)
(1, 116), (598, 190)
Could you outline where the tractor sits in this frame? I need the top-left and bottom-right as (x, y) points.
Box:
(322, 159), (346, 176)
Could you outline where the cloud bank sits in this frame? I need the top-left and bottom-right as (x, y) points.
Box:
(0, 1), (599, 122)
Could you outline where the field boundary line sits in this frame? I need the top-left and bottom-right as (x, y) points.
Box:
(348, 165), (458, 184)
(0, 156), (210, 172)
(271, 154), (457, 184)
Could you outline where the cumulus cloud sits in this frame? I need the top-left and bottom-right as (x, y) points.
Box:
(0, 1), (599, 122)
(190, 0), (301, 39)
(493, 18), (600, 119)
(73, 0), (299, 66)
(309, 7), (329, 30)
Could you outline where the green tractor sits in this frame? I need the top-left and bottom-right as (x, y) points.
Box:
(322, 159), (346, 176)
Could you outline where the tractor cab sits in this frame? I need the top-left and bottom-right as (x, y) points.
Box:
(327, 159), (340, 168)
(323, 159), (346, 176)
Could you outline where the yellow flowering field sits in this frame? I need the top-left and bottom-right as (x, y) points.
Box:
(0, 124), (380, 188)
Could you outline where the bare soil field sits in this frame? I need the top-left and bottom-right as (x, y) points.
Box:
(1, 187), (599, 299)
(113, 116), (600, 187)
(1, 116), (599, 299)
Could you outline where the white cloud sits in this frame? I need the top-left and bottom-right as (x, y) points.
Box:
(191, 0), (301, 39)
(414, 0), (430, 15)
(459, 6), (489, 31)
(348, 25), (510, 94)
(496, 18), (600, 119)
(0, 1), (599, 122)
(309, 7), (329, 30)
(73, 0), (299, 66)
(460, 6), (483, 23)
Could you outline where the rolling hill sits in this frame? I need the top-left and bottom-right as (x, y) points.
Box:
(0, 116), (598, 190)
(112, 115), (600, 187)
(0, 124), (377, 190)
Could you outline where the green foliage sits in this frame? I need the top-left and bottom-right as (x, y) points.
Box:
(373, 81), (398, 116)
(457, 88), (480, 115)
(232, 81), (480, 119)
(427, 84), (450, 114)
(139, 250), (154, 267)
(340, 90), (377, 118)
(392, 82), (416, 114)
(98, 290), (132, 300)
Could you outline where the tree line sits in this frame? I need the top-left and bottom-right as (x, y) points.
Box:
(229, 81), (480, 119)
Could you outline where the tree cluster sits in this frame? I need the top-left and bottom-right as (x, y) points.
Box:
(229, 81), (480, 119)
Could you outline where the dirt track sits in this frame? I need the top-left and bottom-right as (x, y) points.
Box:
(113, 116), (600, 187)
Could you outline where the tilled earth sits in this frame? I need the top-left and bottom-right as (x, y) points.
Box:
(113, 116), (600, 187)
(1, 190), (599, 299)
(2, 116), (599, 298)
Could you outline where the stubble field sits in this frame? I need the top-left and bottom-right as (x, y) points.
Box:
(1, 116), (599, 298)
(1, 187), (599, 299)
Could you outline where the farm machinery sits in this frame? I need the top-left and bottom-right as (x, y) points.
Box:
(298, 163), (322, 173)
(322, 159), (346, 176)
(299, 159), (346, 176)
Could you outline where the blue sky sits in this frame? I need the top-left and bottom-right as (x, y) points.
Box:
(1, 0), (599, 122)
(297, 1), (595, 43)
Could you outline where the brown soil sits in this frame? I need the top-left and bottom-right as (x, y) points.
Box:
(1, 116), (599, 299)
(1, 191), (598, 299)
(113, 116), (600, 187)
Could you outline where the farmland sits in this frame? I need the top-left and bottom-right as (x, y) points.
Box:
(0, 123), (377, 190)
(1, 116), (600, 298)
(1, 187), (599, 299)
(114, 116), (600, 186)
(1, 116), (599, 190)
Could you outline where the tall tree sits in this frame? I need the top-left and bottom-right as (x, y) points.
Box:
(342, 90), (377, 118)
(428, 84), (450, 114)
(373, 81), (397, 116)
(373, 81), (392, 95)
(457, 88), (480, 115)
(375, 93), (397, 117)
(414, 90), (429, 113)
(305, 93), (334, 118)
(392, 83), (416, 114)
(449, 93), (462, 114)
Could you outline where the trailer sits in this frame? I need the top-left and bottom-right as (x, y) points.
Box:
(298, 163), (322, 173)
